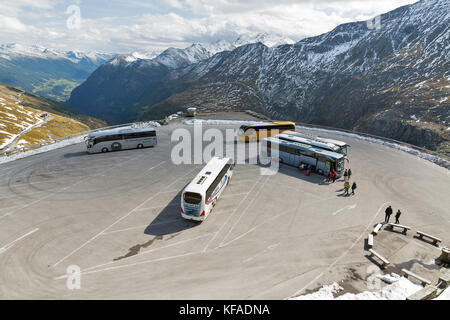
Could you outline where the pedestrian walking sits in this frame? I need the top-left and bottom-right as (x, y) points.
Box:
(348, 168), (352, 179)
(344, 181), (350, 196)
(351, 182), (357, 195)
(395, 209), (402, 224)
(344, 169), (348, 180)
(385, 205), (393, 223)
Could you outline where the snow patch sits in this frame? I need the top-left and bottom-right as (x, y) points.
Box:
(292, 283), (343, 300)
(0, 135), (86, 165)
(0, 122), (161, 164)
(434, 286), (450, 300)
(291, 275), (422, 300)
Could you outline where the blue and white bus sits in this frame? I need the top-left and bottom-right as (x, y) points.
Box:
(85, 128), (157, 153)
(277, 131), (349, 157)
(264, 137), (345, 177)
(181, 157), (234, 221)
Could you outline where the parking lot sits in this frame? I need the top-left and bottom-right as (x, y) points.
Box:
(0, 112), (449, 299)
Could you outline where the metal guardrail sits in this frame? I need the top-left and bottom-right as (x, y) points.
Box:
(0, 121), (158, 158)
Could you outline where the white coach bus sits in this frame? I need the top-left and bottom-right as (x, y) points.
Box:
(181, 157), (234, 221)
(85, 128), (157, 153)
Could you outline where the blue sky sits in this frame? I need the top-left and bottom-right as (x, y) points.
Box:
(0, 0), (418, 53)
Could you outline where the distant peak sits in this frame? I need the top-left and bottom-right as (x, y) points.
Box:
(233, 33), (295, 48)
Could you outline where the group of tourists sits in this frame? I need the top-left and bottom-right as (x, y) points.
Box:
(342, 169), (357, 196)
(325, 169), (338, 183)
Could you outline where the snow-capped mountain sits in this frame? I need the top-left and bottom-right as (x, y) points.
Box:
(0, 44), (115, 101)
(68, 33), (295, 123)
(233, 33), (295, 48)
(0, 43), (113, 65)
(68, 0), (449, 151)
(106, 33), (295, 70)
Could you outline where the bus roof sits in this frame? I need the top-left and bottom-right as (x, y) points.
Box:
(317, 137), (348, 147)
(277, 133), (340, 152)
(183, 157), (232, 195)
(239, 121), (294, 130)
(87, 127), (156, 138)
(282, 131), (349, 147)
(266, 137), (344, 161)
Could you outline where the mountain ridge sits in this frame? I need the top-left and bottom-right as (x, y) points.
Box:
(68, 0), (449, 151)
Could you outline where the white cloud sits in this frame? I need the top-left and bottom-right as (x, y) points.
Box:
(0, 15), (28, 33)
(158, 0), (184, 9)
(0, 0), (419, 52)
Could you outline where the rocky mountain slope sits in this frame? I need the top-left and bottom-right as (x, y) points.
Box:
(69, 0), (449, 152)
(0, 44), (115, 101)
(0, 82), (106, 151)
(68, 34), (295, 124)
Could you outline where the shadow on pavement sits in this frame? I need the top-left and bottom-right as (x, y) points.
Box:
(145, 190), (200, 236)
(267, 162), (329, 185)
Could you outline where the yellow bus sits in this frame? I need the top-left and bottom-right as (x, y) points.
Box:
(237, 121), (296, 142)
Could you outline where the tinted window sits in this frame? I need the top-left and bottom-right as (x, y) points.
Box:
(183, 192), (202, 204)
(124, 131), (156, 139)
(277, 124), (295, 130)
(205, 164), (231, 201)
(94, 134), (123, 145)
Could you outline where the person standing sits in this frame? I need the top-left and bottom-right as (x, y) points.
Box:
(344, 181), (350, 196)
(351, 182), (357, 195)
(385, 206), (393, 223)
(348, 168), (352, 180)
(395, 209), (402, 224)
(344, 169), (348, 180)
(332, 171), (337, 183)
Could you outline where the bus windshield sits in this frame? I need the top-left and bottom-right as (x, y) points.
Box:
(340, 146), (348, 156)
(85, 139), (94, 148)
(238, 126), (247, 136)
(183, 192), (202, 204)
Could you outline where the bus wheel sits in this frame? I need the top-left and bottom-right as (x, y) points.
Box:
(101, 147), (108, 153)
(137, 144), (143, 149)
